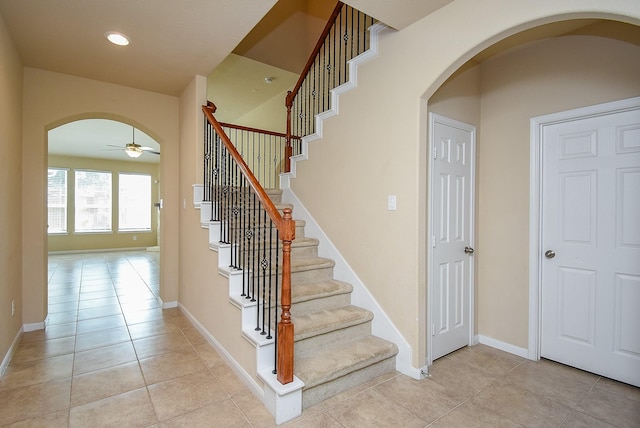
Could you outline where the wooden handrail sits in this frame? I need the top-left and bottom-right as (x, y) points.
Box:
(284, 1), (343, 172)
(286, 1), (344, 108)
(219, 122), (302, 141)
(203, 101), (296, 385)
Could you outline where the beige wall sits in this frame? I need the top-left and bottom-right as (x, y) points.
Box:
(235, 90), (290, 134)
(0, 12), (23, 364)
(47, 155), (159, 252)
(22, 68), (180, 324)
(178, 76), (262, 380)
(289, 0), (640, 367)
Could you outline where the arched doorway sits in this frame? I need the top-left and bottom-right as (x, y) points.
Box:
(46, 118), (163, 308)
(425, 17), (640, 382)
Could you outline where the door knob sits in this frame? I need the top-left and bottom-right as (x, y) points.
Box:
(464, 246), (475, 255)
(545, 250), (556, 259)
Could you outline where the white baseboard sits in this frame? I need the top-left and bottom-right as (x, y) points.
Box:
(23, 322), (45, 332)
(161, 300), (178, 309)
(177, 303), (265, 400)
(477, 335), (530, 359)
(1, 327), (23, 376)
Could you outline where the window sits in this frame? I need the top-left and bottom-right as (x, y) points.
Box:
(119, 173), (151, 231)
(75, 170), (112, 232)
(47, 168), (68, 233)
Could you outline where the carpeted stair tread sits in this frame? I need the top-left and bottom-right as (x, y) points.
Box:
(295, 335), (398, 390)
(293, 305), (372, 341)
(291, 280), (352, 304)
(290, 257), (335, 272)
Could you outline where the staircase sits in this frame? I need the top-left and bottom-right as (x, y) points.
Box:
(199, 188), (398, 411)
(195, 3), (399, 422)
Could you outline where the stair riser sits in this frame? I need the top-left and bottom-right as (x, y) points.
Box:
(301, 357), (396, 409)
(295, 321), (372, 357)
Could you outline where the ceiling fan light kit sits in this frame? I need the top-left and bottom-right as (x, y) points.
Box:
(125, 144), (143, 158)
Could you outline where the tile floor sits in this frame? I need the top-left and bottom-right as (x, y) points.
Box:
(1, 251), (639, 427)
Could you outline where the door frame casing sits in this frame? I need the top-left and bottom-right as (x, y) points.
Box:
(427, 112), (477, 366)
(528, 96), (640, 361)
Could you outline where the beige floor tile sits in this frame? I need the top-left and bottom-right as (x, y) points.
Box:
(210, 364), (253, 397)
(159, 398), (251, 428)
(373, 373), (466, 424)
(139, 350), (207, 385)
(1, 354), (73, 392)
(446, 344), (525, 377)
(428, 354), (498, 397)
(46, 310), (78, 325)
(73, 341), (137, 375)
(133, 331), (192, 359)
(283, 411), (344, 428)
(239, 403), (278, 428)
(179, 326), (208, 346)
(128, 319), (179, 341)
(364, 369), (400, 387)
(231, 391), (280, 427)
(5, 409), (70, 428)
(71, 361), (145, 406)
(74, 326), (131, 352)
(120, 298), (162, 313)
(10, 336), (76, 364)
(327, 388), (427, 428)
(471, 381), (572, 427)
(192, 342), (225, 368)
(78, 296), (119, 310)
(124, 308), (165, 325)
(0, 378), (71, 425)
(504, 359), (597, 407)
(559, 410), (617, 427)
(430, 400), (522, 427)
(593, 377), (640, 403)
(76, 314), (126, 334)
(77, 304), (122, 321)
(69, 387), (157, 428)
(148, 369), (229, 421)
(19, 323), (77, 344)
(577, 387), (640, 428)
(48, 301), (79, 314)
(47, 294), (79, 305)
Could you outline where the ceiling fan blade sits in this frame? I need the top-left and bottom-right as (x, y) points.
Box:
(106, 144), (124, 149)
(140, 147), (160, 155)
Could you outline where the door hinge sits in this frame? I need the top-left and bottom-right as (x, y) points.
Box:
(432, 324), (436, 336)
(433, 145), (437, 159)
(431, 235), (436, 248)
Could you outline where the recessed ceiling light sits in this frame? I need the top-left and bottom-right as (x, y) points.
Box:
(105, 31), (130, 46)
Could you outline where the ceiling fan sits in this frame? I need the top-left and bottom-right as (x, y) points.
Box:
(108, 126), (160, 158)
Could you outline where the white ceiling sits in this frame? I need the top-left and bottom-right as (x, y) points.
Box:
(48, 119), (161, 164)
(0, 0), (278, 96)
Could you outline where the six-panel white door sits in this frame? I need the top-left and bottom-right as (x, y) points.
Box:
(430, 114), (475, 361)
(541, 104), (640, 387)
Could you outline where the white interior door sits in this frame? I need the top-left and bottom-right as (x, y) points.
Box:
(541, 101), (640, 387)
(429, 114), (475, 361)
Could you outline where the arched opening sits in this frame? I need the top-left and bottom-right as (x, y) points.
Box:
(424, 16), (640, 375)
(46, 117), (164, 325)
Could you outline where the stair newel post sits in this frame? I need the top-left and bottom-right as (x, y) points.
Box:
(284, 91), (293, 173)
(277, 207), (295, 384)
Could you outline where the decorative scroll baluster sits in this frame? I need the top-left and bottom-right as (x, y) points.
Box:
(285, 2), (375, 170)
